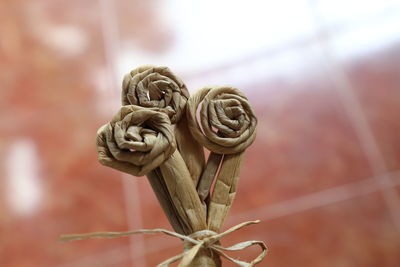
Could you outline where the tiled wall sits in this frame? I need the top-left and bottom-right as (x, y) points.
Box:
(1, 0), (400, 266)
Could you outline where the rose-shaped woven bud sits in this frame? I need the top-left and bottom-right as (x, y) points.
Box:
(186, 86), (257, 154)
(96, 105), (176, 176)
(122, 65), (189, 124)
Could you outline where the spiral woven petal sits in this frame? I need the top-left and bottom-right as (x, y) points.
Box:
(122, 65), (189, 123)
(186, 86), (257, 154)
(96, 105), (176, 176)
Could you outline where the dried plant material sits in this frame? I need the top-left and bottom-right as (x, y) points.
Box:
(122, 65), (189, 123)
(64, 66), (265, 266)
(60, 220), (267, 267)
(158, 150), (207, 234)
(207, 152), (244, 231)
(96, 106), (206, 236)
(122, 65), (205, 184)
(96, 105), (186, 233)
(196, 152), (223, 211)
(175, 114), (205, 185)
(186, 86), (257, 155)
(186, 86), (257, 232)
(146, 170), (186, 234)
(96, 105), (176, 176)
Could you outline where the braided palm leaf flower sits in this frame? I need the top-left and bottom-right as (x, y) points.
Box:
(187, 86), (257, 232)
(96, 105), (176, 177)
(122, 65), (189, 124)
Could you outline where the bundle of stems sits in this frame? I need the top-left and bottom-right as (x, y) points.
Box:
(78, 66), (262, 266)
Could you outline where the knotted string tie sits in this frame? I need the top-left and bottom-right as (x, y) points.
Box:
(59, 220), (267, 267)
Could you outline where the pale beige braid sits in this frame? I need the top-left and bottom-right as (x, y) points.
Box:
(186, 86), (257, 232)
(122, 65), (205, 185)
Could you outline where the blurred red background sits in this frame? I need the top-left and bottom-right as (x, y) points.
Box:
(1, 0), (400, 266)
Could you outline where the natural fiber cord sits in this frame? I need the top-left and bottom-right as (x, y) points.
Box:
(60, 220), (267, 267)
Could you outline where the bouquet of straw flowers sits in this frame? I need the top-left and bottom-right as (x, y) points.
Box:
(60, 65), (267, 267)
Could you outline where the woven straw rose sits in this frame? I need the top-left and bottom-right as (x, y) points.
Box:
(187, 86), (257, 155)
(96, 105), (176, 176)
(97, 104), (206, 236)
(186, 86), (257, 232)
(122, 65), (189, 123)
(122, 65), (205, 185)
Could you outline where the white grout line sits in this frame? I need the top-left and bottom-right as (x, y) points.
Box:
(308, 0), (400, 231)
(98, 0), (147, 266)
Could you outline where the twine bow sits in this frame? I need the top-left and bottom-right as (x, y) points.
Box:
(59, 220), (267, 267)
